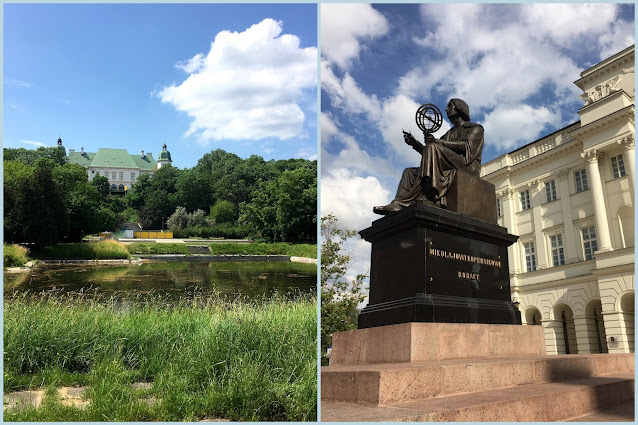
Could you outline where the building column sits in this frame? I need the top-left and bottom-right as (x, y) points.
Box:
(601, 311), (630, 353)
(582, 150), (613, 252)
(619, 136), (635, 197)
(502, 188), (521, 275)
(542, 320), (562, 355)
(573, 315), (594, 354)
(529, 180), (548, 269)
(556, 168), (578, 263)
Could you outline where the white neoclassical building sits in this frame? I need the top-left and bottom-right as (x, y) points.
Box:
(481, 45), (635, 355)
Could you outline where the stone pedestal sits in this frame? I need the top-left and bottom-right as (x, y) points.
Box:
(359, 202), (521, 328)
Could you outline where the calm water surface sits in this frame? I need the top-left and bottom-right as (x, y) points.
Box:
(4, 261), (316, 301)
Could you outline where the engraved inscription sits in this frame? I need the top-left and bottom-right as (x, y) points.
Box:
(429, 247), (502, 268)
(458, 271), (479, 281)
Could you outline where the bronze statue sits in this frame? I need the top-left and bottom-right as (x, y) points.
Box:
(373, 98), (484, 214)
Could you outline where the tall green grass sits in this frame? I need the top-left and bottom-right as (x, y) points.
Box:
(35, 240), (130, 260)
(208, 243), (317, 259)
(4, 292), (317, 421)
(4, 243), (31, 267)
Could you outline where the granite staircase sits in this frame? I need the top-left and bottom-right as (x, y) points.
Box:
(321, 323), (634, 422)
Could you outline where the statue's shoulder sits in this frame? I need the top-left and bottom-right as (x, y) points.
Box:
(462, 121), (483, 129)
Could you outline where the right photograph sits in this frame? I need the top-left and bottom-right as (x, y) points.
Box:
(320, 3), (635, 422)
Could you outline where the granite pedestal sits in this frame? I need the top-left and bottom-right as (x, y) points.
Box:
(358, 202), (521, 328)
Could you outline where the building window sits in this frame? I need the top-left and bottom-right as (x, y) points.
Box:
(545, 180), (557, 202)
(119, 172), (124, 180)
(550, 234), (565, 266)
(496, 198), (502, 217)
(111, 183), (117, 191)
(575, 169), (588, 192)
(118, 184), (125, 191)
(520, 190), (531, 211)
(131, 172), (136, 181)
(582, 226), (598, 260)
(112, 172), (117, 180)
(524, 242), (536, 272)
(611, 154), (626, 178)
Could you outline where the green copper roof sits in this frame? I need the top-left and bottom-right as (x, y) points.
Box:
(89, 149), (140, 169)
(158, 149), (172, 161)
(68, 148), (158, 171)
(131, 152), (157, 171)
(67, 151), (96, 167)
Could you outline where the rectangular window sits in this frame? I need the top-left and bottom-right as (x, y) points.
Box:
(520, 190), (531, 210)
(550, 234), (565, 266)
(611, 154), (626, 178)
(131, 172), (136, 181)
(582, 226), (598, 260)
(496, 198), (502, 217)
(119, 172), (124, 180)
(575, 169), (588, 192)
(112, 172), (117, 180)
(524, 242), (536, 272)
(545, 180), (557, 202)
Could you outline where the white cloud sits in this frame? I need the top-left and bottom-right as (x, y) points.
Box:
(482, 103), (562, 150)
(321, 167), (390, 232)
(598, 20), (635, 60)
(321, 3), (389, 71)
(19, 139), (46, 147)
(5, 79), (31, 88)
(521, 4), (618, 44)
(159, 19), (317, 144)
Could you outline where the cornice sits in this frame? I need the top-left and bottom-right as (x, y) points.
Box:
(570, 104), (635, 141)
(574, 47), (635, 89)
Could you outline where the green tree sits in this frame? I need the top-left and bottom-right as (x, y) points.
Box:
(321, 214), (367, 365)
(210, 199), (238, 224)
(6, 159), (68, 248)
(91, 175), (111, 197)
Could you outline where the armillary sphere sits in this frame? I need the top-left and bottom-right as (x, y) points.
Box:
(415, 103), (443, 137)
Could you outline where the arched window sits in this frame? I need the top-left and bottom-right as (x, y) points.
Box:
(111, 184), (117, 191)
(118, 184), (125, 192)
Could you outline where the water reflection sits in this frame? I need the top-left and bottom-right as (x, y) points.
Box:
(4, 261), (317, 302)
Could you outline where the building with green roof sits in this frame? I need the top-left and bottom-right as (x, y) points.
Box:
(67, 143), (172, 193)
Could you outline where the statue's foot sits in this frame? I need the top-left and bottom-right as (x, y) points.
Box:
(373, 201), (403, 215)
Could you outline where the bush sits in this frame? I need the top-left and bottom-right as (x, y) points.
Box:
(173, 224), (253, 240)
(3, 244), (31, 267)
(208, 243), (317, 258)
(34, 240), (130, 260)
(210, 200), (237, 224)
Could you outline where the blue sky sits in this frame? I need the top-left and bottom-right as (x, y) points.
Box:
(320, 3), (635, 289)
(4, 3), (318, 169)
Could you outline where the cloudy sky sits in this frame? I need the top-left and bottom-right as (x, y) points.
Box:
(4, 3), (317, 168)
(320, 3), (635, 295)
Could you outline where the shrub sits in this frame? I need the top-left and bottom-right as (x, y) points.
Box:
(3, 244), (31, 267)
(35, 240), (130, 260)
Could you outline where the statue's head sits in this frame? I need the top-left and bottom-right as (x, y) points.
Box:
(448, 98), (470, 121)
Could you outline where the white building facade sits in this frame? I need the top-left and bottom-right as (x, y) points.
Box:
(481, 46), (635, 355)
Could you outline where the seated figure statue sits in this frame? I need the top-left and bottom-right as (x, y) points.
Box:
(374, 98), (484, 214)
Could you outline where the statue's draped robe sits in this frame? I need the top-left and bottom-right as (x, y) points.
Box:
(393, 122), (484, 207)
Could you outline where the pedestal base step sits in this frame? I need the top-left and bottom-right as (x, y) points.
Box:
(322, 353), (635, 405)
(321, 373), (635, 422)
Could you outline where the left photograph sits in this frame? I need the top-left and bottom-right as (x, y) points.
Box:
(3, 3), (318, 422)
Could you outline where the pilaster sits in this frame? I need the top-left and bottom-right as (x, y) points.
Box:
(582, 150), (613, 252)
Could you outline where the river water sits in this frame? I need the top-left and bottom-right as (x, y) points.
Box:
(4, 261), (317, 302)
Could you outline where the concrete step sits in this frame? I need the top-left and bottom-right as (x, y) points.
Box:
(322, 353), (634, 404)
(321, 372), (634, 422)
(187, 245), (211, 254)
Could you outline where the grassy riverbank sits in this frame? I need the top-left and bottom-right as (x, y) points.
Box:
(7, 241), (317, 263)
(4, 292), (317, 421)
(34, 240), (131, 260)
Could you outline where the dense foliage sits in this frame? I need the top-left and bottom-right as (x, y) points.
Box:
(320, 215), (367, 365)
(3, 148), (317, 246)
